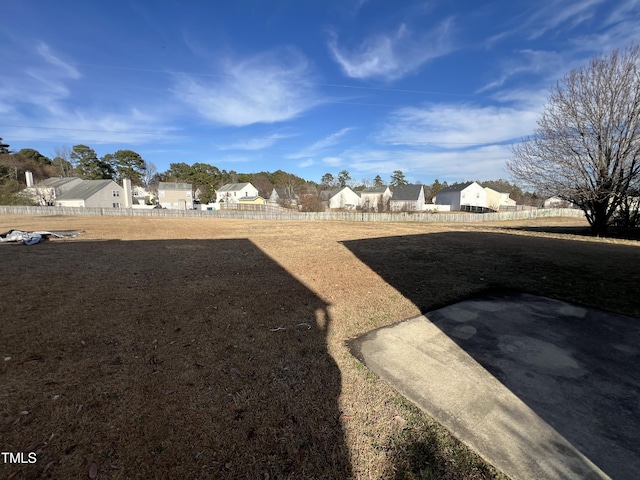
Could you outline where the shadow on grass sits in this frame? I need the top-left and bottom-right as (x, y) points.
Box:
(498, 224), (640, 241)
(0, 239), (350, 479)
(342, 231), (640, 479)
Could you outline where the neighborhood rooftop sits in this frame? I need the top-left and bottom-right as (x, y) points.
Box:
(158, 182), (192, 190)
(55, 180), (116, 201)
(437, 182), (475, 194)
(391, 184), (424, 200)
(216, 182), (252, 192)
(361, 187), (389, 193)
(38, 177), (81, 189)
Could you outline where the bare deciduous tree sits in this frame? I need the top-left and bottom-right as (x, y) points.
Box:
(508, 46), (640, 234)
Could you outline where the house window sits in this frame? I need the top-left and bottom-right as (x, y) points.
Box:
(113, 202), (121, 208)
(113, 190), (120, 197)
(476, 193), (480, 198)
(234, 192), (236, 196)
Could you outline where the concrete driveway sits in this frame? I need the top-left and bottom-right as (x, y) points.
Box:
(350, 292), (640, 480)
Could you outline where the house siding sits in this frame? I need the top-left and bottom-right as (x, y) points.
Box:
(158, 183), (194, 210)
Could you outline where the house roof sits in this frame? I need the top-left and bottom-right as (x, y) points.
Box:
(38, 177), (81, 189)
(438, 181), (475, 194)
(390, 184), (424, 201)
(328, 186), (357, 198)
(361, 187), (389, 194)
(159, 182), (192, 191)
(238, 196), (264, 202)
(56, 180), (118, 201)
(217, 182), (253, 192)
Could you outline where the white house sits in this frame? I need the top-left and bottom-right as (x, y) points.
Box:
(55, 180), (126, 208)
(216, 182), (259, 203)
(360, 186), (392, 212)
(436, 182), (487, 212)
(543, 196), (575, 208)
(389, 184), (425, 212)
(327, 186), (361, 210)
(158, 182), (193, 209)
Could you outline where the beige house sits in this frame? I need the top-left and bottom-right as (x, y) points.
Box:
(158, 182), (194, 210)
(55, 180), (126, 208)
(23, 172), (83, 205)
(360, 186), (392, 212)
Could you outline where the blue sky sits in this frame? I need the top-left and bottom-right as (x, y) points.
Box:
(1, 0), (639, 185)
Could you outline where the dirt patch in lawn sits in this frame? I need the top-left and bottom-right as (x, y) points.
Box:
(1, 214), (638, 479)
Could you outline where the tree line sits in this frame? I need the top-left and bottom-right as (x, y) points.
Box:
(1, 139), (539, 208)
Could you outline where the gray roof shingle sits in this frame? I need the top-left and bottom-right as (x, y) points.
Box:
(56, 180), (117, 201)
(217, 182), (252, 192)
(391, 184), (424, 201)
(159, 182), (193, 191)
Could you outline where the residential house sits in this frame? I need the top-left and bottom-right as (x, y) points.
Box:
(158, 182), (193, 210)
(132, 185), (156, 206)
(327, 186), (361, 210)
(543, 196), (574, 208)
(268, 187), (298, 207)
(390, 184), (425, 212)
(55, 180), (126, 208)
(435, 182), (487, 212)
(238, 195), (266, 205)
(360, 186), (392, 212)
(483, 187), (517, 211)
(23, 172), (83, 205)
(498, 191), (517, 210)
(216, 182), (259, 204)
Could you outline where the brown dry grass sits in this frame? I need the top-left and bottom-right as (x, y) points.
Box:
(1, 214), (639, 479)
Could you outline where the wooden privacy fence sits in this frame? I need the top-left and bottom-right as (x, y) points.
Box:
(0, 205), (585, 223)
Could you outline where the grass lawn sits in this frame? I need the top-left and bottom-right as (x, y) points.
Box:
(1, 215), (638, 479)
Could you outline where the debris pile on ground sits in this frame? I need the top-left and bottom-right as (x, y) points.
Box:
(0, 229), (78, 245)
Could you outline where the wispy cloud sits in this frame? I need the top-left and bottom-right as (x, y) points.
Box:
(477, 49), (566, 93)
(299, 159), (314, 168)
(174, 47), (322, 127)
(328, 19), (454, 81)
(288, 127), (353, 158)
(0, 41), (176, 145)
(377, 103), (539, 148)
(35, 42), (80, 79)
(341, 144), (515, 183)
(526, 0), (606, 39)
(218, 133), (291, 150)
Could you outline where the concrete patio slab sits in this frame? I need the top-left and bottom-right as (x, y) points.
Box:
(350, 292), (640, 480)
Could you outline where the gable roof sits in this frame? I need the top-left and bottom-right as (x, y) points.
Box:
(56, 180), (118, 201)
(391, 184), (424, 201)
(159, 182), (192, 191)
(361, 186), (389, 194)
(38, 177), (81, 189)
(328, 186), (357, 198)
(217, 182), (253, 192)
(437, 181), (475, 194)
